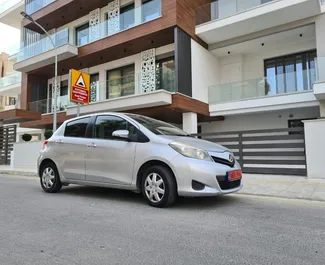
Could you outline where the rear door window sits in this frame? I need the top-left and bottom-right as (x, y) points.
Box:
(64, 117), (90, 138)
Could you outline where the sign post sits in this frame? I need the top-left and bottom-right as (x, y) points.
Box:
(69, 69), (90, 116)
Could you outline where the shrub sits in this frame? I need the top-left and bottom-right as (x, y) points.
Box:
(44, 130), (53, 140)
(22, 134), (32, 142)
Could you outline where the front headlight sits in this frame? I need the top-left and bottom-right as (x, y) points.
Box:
(169, 142), (213, 161)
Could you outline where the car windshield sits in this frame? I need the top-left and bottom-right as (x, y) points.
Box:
(127, 114), (190, 136)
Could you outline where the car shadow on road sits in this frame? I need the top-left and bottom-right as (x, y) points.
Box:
(58, 185), (241, 209)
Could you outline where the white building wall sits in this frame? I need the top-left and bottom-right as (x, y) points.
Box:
(191, 39), (220, 103)
(200, 107), (319, 133)
(315, 13), (325, 56)
(217, 39), (316, 84)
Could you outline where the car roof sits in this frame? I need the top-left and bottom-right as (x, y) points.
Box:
(63, 112), (139, 124)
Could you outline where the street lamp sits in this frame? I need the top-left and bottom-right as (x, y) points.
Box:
(20, 11), (58, 131)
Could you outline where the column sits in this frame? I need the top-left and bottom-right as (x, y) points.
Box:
(319, 100), (325, 118)
(182, 112), (198, 134)
(304, 119), (325, 179)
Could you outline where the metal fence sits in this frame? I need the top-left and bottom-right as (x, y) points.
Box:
(193, 128), (306, 176)
(0, 125), (17, 165)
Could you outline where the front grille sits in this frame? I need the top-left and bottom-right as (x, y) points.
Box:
(217, 178), (241, 190)
(211, 156), (235, 168)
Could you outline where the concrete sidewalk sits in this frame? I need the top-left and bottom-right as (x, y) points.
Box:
(1, 166), (325, 202)
(0, 166), (37, 177)
(239, 174), (325, 202)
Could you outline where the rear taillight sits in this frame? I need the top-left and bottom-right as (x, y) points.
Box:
(43, 140), (48, 150)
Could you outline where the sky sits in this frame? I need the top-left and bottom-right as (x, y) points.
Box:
(0, 0), (21, 54)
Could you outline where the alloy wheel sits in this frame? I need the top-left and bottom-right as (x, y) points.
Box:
(42, 167), (55, 189)
(144, 173), (165, 203)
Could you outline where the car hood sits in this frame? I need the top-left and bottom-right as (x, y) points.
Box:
(159, 135), (229, 153)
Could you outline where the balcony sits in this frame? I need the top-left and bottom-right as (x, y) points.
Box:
(74, 0), (161, 48)
(209, 69), (318, 116)
(28, 67), (176, 116)
(14, 28), (78, 72)
(195, 0), (321, 44)
(25, 0), (55, 15)
(0, 0), (24, 29)
(314, 57), (325, 99)
(0, 72), (21, 97)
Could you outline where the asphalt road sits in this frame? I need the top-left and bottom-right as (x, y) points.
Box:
(0, 175), (324, 265)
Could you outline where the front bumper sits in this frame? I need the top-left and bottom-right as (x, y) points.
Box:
(171, 154), (243, 197)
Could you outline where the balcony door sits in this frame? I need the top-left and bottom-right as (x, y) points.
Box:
(264, 50), (316, 96)
(106, 65), (135, 99)
(155, 57), (175, 92)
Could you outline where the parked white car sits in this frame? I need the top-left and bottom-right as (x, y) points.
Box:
(38, 113), (243, 207)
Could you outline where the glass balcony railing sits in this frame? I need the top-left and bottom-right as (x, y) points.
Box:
(25, 0), (55, 15)
(28, 67), (175, 114)
(77, 0), (161, 47)
(196, 0), (275, 25)
(17, 28), (69, 62)
(29, 95), (71, 114)
(208, 69), (315, 104)
(315, 57), (325, 82)
(0, 72), (21, 91)
(0, 0), (22, 14)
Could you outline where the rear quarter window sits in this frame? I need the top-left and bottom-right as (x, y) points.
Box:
(64, 117), (90, 138)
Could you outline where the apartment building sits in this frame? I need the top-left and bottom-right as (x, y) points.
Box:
(1, 0), (325, 176)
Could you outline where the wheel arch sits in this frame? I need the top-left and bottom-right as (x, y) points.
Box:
(136, 160), (178, 191)
(38, 158), (58, 178)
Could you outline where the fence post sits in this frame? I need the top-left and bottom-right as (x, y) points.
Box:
(238, 132), (243, 169)
(4, 127), (9, 165)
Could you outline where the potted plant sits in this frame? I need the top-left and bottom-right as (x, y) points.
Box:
(22, 134), (32, 142)
(44, 129), (53, 140)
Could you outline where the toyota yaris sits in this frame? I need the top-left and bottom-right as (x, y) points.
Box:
(38, 113), (243, 207)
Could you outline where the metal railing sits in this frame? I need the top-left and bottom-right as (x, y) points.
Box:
(0, 72), (21, 90)
(25, 0), (55, 15)
(209, 69), (316, 104)
(196, 0), (275, 25)
(0, 0), (22, 14)
(17, 28), (69, 62)
(28, 67), (176, 114)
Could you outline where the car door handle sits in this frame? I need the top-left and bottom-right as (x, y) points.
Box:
(87, 143), (96, 148)
(56, 139), (64, 144)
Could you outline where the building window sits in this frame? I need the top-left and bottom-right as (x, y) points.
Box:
(264, 50), (316, 96)
(155, 57), (175, 92)
(60, 80), (68, 96)
(9, 97), (16, 106)
(120, 3), (135, 30)
(142, 0), (160, 22)
(75, 23), (89, 47)
(106, 65), (135, 99)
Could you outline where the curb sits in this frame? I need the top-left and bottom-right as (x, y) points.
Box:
(238, 191), (325, 203)
(0, 171), (38, 177)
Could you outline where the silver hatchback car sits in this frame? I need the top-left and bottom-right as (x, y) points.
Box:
(38, 113), (243, 207)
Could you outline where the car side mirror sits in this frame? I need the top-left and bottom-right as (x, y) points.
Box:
(112, 130), (130, 140)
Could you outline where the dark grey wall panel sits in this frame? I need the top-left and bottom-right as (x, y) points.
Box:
(174, 27), (192, 97)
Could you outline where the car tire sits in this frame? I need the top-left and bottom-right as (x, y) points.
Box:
(40, 162), (62, 193)
(142, 165), (177, 208)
